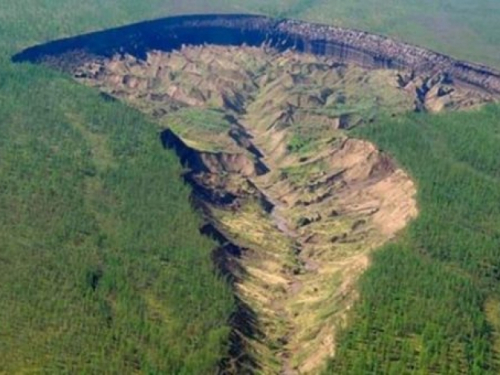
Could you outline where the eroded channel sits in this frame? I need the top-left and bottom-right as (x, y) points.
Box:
(72, 45), (422, 373)
(15, 14), (500, 374)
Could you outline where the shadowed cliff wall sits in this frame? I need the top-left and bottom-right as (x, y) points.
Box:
(13, 14), (500, 94)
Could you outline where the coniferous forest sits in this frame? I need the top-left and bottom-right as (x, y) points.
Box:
(1, 0), (500, 373)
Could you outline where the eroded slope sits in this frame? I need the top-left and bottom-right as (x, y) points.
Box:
(70, 45), (423, 374)
(10, 12), (500, 375)
(70, 43), (500, 373)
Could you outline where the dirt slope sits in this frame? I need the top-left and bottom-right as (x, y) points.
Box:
(71, 44), (485, 373)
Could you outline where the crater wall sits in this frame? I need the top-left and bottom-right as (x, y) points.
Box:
(13, 14), (500, 95)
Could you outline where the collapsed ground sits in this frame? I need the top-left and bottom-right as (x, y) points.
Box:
(72, 44), (496, 373)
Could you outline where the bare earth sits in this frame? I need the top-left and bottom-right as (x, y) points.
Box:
(73, 44), (494, 373)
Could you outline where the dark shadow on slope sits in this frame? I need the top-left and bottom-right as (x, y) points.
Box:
(12, 15), (274, 71)
(161, 133), (263, 374)
(12, 14), (500, 94)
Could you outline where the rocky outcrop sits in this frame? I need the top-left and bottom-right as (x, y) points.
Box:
(13, 14), (500, 95)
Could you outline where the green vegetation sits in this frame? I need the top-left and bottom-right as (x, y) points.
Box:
(2, 0), (500, 373)
(280, 159), (329, 186)
(0, 64), (233, 373)
(0, 2), (249, 373)
(287, 133), (315, 154)
(328, 105), (500, 374)
(166, 108), (235, 152)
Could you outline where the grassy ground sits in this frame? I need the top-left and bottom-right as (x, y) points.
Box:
(166, 108), (236, 152)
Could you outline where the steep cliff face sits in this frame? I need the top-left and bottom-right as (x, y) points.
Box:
(13, 14), (500, 95)
(272, 20), (500, 94)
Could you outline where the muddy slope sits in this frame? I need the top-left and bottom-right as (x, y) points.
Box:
(13, 14), (500, 95)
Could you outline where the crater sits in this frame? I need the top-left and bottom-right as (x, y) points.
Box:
(14, 14), (500, 374)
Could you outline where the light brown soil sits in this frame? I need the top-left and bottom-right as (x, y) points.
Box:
(72, 43), (474, 374)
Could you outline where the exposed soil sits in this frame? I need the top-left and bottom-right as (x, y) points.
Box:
(15, 15), (500, 374)
(69, 44), (423, 373)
